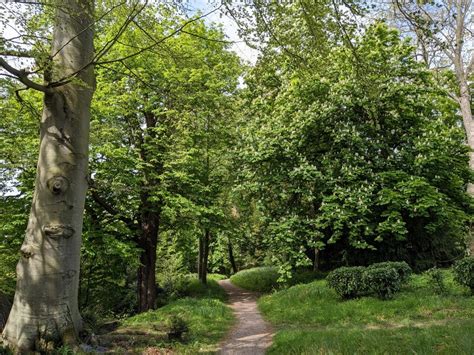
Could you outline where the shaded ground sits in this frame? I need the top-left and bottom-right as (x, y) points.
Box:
(217, 279), (273, 355)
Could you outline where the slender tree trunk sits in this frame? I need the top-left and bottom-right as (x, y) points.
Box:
(228, 240), (238, 274)
(313, 248), (320, 272)
(137, 211), (159, 313)
(458, 81), (474, 195)
(2, 1), (95, 351)
(198, 230), (210, 284)
(198, 235), (204, 280)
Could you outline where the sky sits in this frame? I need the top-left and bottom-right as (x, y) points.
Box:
(181, 0), (260, 64)
(1, 1), (260, 64)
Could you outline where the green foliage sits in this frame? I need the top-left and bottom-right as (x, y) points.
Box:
(165, 314), (189, 340)
(363, 267), (401, 300)
(230, 267), (280, 292)
(328, 263), (408, 300)
(326, 266), (367, 299)
(425, 267), (449, 295)
(0, 344), (12, 355)
(367, 261), (412, 283)
(238, 20), (471, 276)
(453, 257), (474, 293)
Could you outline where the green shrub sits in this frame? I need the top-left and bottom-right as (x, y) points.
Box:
(453, 257), (474, 294)
(326, 267), (367, 299)
(363, 267), (401, 300)
(0, 344), (12, 355)
(425, 267), (448, 295)
(368, 261), (412, 283)
(166, 314), (189, 341)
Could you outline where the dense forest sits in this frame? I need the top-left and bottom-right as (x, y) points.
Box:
(0, 0), (473, 353)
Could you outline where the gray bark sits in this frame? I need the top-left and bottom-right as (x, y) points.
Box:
(1, 0), (95, 351)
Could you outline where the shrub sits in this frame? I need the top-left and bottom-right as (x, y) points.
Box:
(453, 257), (474, 294)
(166, 315), (189, 341)
(326, 266), (367, 299)
(424, 267), (448, 295)
(368, 261), (412, 283)
(363, 266), (401, 300)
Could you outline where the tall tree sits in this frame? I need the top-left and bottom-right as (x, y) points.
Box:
(88, 9), (241, 308)
(0, 0), (95, 350)
(387, 0), (473, 194)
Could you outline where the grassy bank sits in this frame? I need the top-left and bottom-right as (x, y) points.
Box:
(258, 269), (474, 354)
(230, 266), (325, 292)
(98, 274), (233, 354)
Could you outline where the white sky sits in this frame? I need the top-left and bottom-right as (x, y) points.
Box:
(184, 0), (259, 64)
(1, 1), (259, 64)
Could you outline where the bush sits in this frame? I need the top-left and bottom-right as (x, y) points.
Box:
(453, 257), (474, 294)
(367, 261), (412, 283)
(326, 267), (367, 299)
(363, 267), (401, 300)
(425, 267), (448, 295)
(166, 314), (189, 341)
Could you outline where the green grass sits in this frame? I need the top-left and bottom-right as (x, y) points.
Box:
(259, 269), (474, 354)
(230, 266), (325, 292)
(178, 274), (228, 301)
(99, 275), (234, 354)
(230, 267), (280, 292)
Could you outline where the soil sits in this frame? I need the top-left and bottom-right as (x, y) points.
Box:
(217, 279), (273, 355)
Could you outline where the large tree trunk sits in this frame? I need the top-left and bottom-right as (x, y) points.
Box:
(1, 0), (95, 351)
(137, 212), (159, 313)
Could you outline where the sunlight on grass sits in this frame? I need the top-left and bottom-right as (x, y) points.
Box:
(102, 277), (234, 354)
(259, 270), (474, 354)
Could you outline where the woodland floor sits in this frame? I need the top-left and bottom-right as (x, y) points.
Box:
(217, 279), (273, 355)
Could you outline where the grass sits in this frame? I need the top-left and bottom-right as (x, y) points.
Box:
(98, 274), (234, 354)
(230, 266), (326, 292)
(258, 269), (474, 354)
(230, 267), (280, 292)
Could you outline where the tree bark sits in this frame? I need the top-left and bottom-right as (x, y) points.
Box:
(136, 110), (162, 313)
(2, 0), (95, 351)
(228, 240), (238, 274)
(458, 80), (474, 195)
(313, 248), (320, 272)
(137, 212), (159, 313)
(198, 230), (210, 284)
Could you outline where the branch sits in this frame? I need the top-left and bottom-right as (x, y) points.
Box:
(89, 179), (137, 230)
(0, 58), (51, 92)
(0, 49), (36, 58)
(95, 5), (223, 66)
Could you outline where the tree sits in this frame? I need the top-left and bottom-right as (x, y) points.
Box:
(87, 8), (241, 306)
(386, 0), (474, 194)
(239, 21), (471, 277)
(1, 0), (95, 350)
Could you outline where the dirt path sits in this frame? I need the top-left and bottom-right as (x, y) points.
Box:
(217, 279), (273, 355)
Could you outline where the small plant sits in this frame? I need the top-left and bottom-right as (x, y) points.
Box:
(425, 267), (448, 295)
(0, 343), (12, 355)
(368, 261), (412, 283)
(363, 266), (401, 300)
(453, 257), (474, 294)
(166, 315), (189, 341)
(326, 266), (367, 299)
